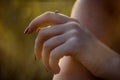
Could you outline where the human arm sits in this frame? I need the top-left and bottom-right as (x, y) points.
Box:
(75, 35), (120, 80)
(24, 11), (120, 80)
(24, 0), (120, 77)
(71, 0), (120, 79)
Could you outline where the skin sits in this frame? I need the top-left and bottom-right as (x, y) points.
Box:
(24, 0), (120, 80)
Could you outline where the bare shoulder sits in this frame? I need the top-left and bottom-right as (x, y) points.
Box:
(71, 0), (120, 53)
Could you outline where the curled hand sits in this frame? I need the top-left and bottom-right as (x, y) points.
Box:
(24, 11), (94, 74)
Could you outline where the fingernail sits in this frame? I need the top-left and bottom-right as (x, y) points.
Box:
(45, 67), (49, 72)
(44, 66), (51, 73)
(34, 55), (36, 61)
(24, 28), (29, 34)
(54, 67), (60, 74)
(34, 54), (37, 61)
(54, 70), (59, 74)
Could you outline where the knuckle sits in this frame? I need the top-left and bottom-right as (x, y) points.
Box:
(69, 36), (78, 42)
(43, 41), (51, 50)
(38, 29), (46, 37)
(43, 41), (54, 51)
(50, 52), (54, 59)
(67, 21), (80, 29)
(65, 22), (81, 37)
(68, 29), (79, 37)
(50, 51), (57, 60)
(71, 29), (78, 34)
(72, 37), (77, 41)
(44, 11), (53, 19)
(44, 11), (52, 15)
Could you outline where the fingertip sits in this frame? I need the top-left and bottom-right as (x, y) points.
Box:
(24, 28), (29, 34)
(24, 27), (33, 34)
(49, 54), (61, 74)
(34, 54), (37, 61)
(53, 66), (60, 74)
(35, 53), (41, 61)
(34, 50), (41, 61)
(44, 65), (52, 73)
(42, 51), (52, 73)
(34, 44), (41, 61)
(50, 61), (60, 74)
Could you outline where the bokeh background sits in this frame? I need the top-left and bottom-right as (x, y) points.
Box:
(0, 0), (74, 80)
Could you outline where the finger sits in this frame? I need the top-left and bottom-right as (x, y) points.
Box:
(49, 38), (74, 74)
(34, 21), (80, 61)
(34, 24), (66, 60)
(42, 32), (72, 72)
(24, 11), (77, 34)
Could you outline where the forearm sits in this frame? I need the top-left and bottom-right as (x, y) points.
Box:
(71, 0), (120, 79)
(77, 38), (120, 80)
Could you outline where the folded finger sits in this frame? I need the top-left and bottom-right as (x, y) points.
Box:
(42, 32), (72, 72)
(34, 24), (65, 60)
(49, 39), (74, 74)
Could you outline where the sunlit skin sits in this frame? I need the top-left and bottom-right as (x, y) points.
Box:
(24, 0), (120, 80)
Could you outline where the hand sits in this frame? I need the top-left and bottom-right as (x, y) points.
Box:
(24, 11), (95, 74)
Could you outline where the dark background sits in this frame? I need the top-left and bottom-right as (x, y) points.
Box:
(0, 0), (75, 80)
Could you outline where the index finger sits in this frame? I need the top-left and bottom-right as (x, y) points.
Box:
(24, 11), (77, 34)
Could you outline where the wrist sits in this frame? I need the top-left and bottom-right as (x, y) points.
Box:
(77, 37), (120, 79)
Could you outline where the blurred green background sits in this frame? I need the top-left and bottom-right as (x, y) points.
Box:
(0, 0), (75, 80)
